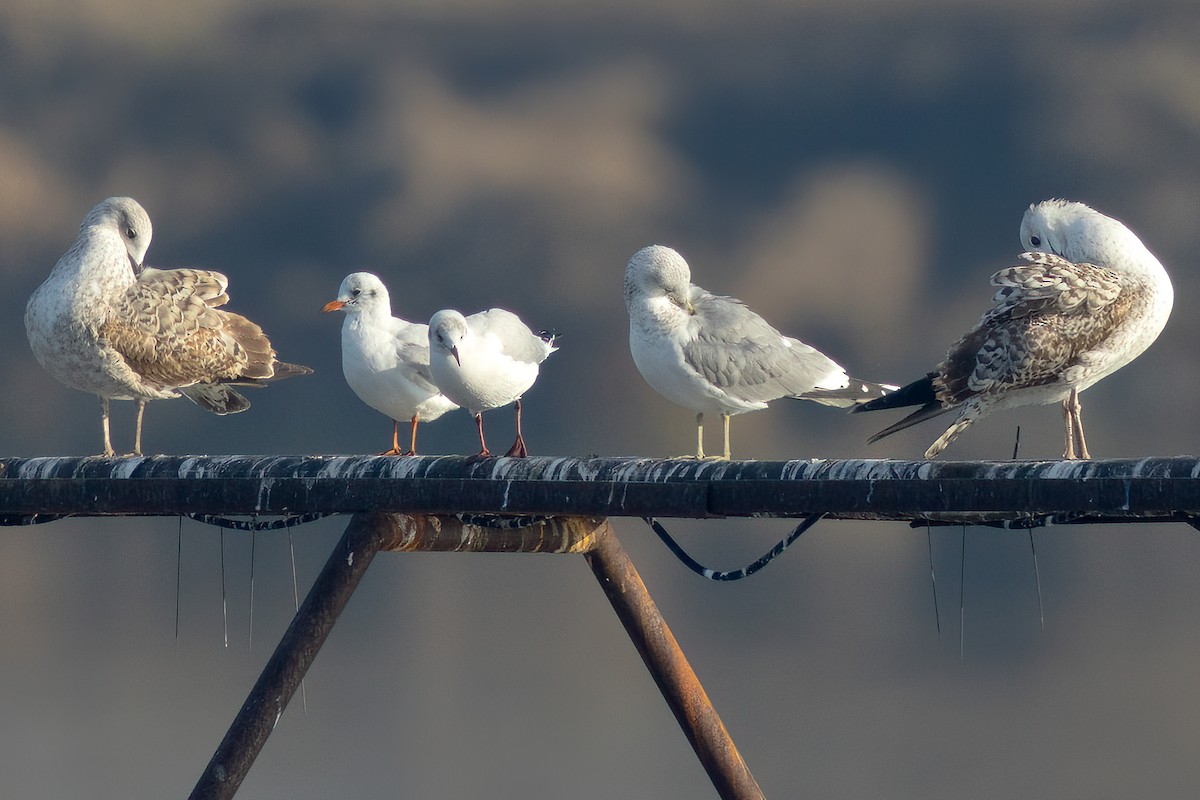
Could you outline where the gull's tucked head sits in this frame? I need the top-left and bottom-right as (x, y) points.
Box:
(1020, 199), (1155, 273)
(323, 271), (390, 315)
(429, 309), (469, 366)
(624, 245), (694, 313)
(84, 196), (153, 272)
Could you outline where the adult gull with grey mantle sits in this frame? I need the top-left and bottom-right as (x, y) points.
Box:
(624, 244), (896, 460)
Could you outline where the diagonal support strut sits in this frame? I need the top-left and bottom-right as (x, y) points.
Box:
(188, 513), (763, 799)
(583, 519), (764, 799)
(188, 512), (388, 799)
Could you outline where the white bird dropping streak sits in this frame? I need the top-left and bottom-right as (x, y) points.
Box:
(854, 199), (1174, 460)
(623, 244), (896, 460)
(428, 307), (557, 458)
(323, 272), (458, 455)
(24, 196), (312, 456)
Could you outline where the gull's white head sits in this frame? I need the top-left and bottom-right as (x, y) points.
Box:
(83, 196), (153, 271)
(624, 245), (694, 311)
(429, 309), (470, 366)
(322, 271), (390, 315)
(1020, 199), (1159, 274)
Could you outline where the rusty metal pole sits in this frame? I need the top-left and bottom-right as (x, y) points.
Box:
(188, 513), (600, 799)
(188, 512), (392, 800)
(583, 520), (766, 800)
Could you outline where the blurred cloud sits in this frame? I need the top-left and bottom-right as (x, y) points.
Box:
(364, 61), (690, 245)
(730, 162), (931, 356)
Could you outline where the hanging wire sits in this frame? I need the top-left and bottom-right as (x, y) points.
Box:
(175, 516), (183, 653)
(1029, 530), (1046, 631)
(959, 524), (967, 662)
(248, 530), (256, 653)
(220, 529), (229, 649)
(926, 521), (941, 635)
(288, 528), (308, 714)
(643, 513), (824, 581)
(1014, 423), (1045, 631)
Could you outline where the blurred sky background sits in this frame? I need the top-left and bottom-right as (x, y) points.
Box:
(3, 0), (1200, 797)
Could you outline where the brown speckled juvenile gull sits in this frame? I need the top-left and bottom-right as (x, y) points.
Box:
(25, 197), (312, 456)
(854, 200), (1173, 460)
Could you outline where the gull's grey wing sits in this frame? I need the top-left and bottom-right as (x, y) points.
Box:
(394, 338), (442, 394)
(680, 287), (843, 404)
(470, 308), (556, 365)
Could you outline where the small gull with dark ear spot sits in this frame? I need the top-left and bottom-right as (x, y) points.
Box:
(427, 307), (556, 458)
(323, 271), (457, 455)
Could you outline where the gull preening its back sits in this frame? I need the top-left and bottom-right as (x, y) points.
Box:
(854, 199), (1174, 459)
(428, 308), (556, 458)
(624, 244), (896, 460)
(24, 196), (312, 456)
(323, 272), (458, 455)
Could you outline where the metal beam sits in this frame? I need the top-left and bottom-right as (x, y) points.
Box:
(2, 455), (1200, 521)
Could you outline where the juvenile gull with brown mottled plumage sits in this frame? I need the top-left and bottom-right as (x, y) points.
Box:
(854, 199), (1173, 459)
(25, 196), (312, 456)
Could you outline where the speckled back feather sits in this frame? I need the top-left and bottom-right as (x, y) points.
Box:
(934, 252), (1137, 406)
(101, 267), (310, 401)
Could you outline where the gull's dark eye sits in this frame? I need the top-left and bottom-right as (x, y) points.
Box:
(126, 227), (137, 240)
(351, 288), (361, 297)
(1030, 235), (1041, 247)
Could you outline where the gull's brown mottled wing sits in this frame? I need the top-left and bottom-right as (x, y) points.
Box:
(100, 267), (280, 388)
(935, 252), (1134, 405)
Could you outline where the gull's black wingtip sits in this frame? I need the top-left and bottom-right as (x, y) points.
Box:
(863, 401), (950, 443)
(852, 371), (938, 413)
